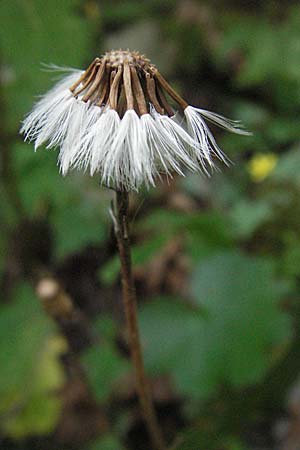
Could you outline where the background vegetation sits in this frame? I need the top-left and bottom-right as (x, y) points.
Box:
(1, 1), (300, 449)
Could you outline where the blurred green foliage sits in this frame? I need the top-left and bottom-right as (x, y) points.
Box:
(88, 433), (125, 450)
(0, 284), (65, 437)
(81, 317), (130, 401)
(1, 1), (300, 449)
(140, 252), (291, 399)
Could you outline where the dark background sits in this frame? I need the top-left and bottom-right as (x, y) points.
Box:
(1, 1), (300, 449)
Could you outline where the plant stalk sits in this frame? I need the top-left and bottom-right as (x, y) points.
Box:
(112, 189), (166, 450)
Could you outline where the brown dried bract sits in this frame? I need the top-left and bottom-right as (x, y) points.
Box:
(70, 50), (188, 117)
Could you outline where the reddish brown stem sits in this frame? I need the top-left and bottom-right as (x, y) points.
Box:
(113, 190), (167, 450)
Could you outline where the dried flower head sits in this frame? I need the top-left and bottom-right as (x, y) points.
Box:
(21, 49), (250, 191)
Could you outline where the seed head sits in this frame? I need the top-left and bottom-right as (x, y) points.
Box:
(21, 49), (251, 191)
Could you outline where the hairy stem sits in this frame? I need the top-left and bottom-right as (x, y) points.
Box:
(112, 190), (166, 450)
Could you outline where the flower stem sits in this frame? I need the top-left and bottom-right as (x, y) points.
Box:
(112, 189), (166, 450)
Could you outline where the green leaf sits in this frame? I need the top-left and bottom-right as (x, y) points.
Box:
(4, 336), (66, 438)
(0, 284), (52, 404)
(177, 428), (249, 450)
(101, 209), (233, 284)
(0, 283), (65, 437)
(175, 428), (220, 450)
(217, 8), (300, 91)
(51, 191), (109, 259)
(81, 342), (129, 402)
(186, 213), (233, 261)
(81, 317), (130, 403)
(266, 117), (300, 145)
(139, 209), (190, 232)
(14, 140), (110, 255)
(14, 142), (74, 216)
(88, 434), (125, 450)
(14, 142), (109, 257)
(0, 183), (20, 229)
(100, 256), (121, 286)
(0, 0), (94, 131)
(271, 146), (300, 185)
(282, 231), (300, 278)
(139, 252), (292, 399)
(140, 296), (199, 375)
(0, 228), (8, 275)
(190, 253), (292, 388)
(229, 199), (273, 238)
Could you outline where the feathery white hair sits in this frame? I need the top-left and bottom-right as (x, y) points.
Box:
(21, 54), (250, 191)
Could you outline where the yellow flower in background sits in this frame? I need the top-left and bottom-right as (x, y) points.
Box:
(248, 153), (278, 182)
